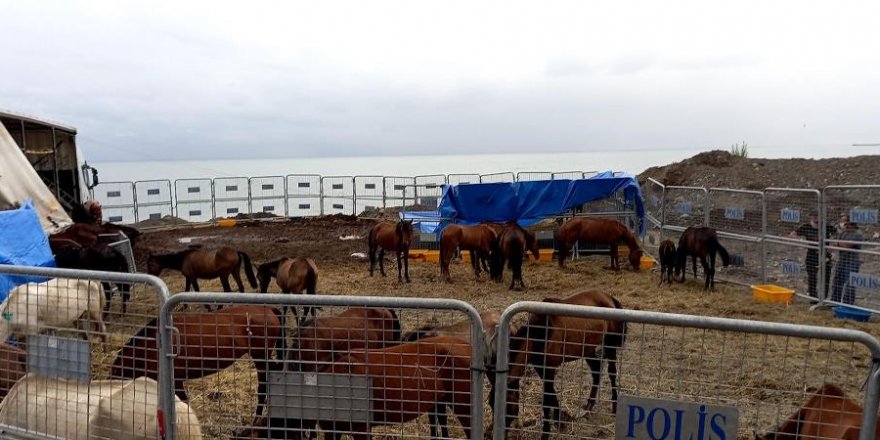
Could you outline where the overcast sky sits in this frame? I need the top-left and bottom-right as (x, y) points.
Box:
(1, 1), (879, 161)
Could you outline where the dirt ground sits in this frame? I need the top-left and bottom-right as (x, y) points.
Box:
(95, 216), (879, 440)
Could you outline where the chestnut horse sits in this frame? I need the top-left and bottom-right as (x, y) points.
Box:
(256, 257), (320, 329)
(147, 246), (258, 295)
(317, 336), (474, 440)
(439, 224), (499, 282)
(658, 239), (676, 286)
(489, 221), (528, 290)
(110, 305), (283, 435)
(504, 291), (627, 440)
(756, 383), (880, 440)
(675, 226), (730, 291)
(368, 220), (413, 282)
(403, 311), (517, 439)
(556, 217), (643, 271)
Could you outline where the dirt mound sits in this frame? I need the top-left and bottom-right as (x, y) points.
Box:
(639, 150), (880, 189)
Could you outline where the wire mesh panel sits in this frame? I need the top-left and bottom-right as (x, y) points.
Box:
(383, 176), (417, 209)
(322, 176), (355, 216)
(492, 302), (880, 440)
(480, 172), (515, 183)
(175, 178), (214, 222)
(448, 174), (480, 186)
(286, 174), (322, 217)
(708, 189), (765, 286)
(93, 181), (136, 224)
(516, 172), (553, 182)
(641, 179), (665, 259)
(664, 186), (709, 229)
(159, 293), (486, 440)
(214, 177), (250, 218)
(552, 171), (586, 180)
(134, 179), (173, 223)
(354, 175), (385, 215)
(764, 189), (822, 301)
(0, 265), (176, 439)
(250, 176), (287, 217)
(414, 174), (447, 208)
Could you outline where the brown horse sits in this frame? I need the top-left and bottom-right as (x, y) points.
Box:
(756, 383), (880, 440)
(49, 223), (102, 247)
(556, 217), (643, 271)
(675, 226), (730, 291)
(658, 239), (676, 286)
(489, 221), (528, 290)
(504, 291), (627, 440)
(439, 224), (499, 281)
(147, 246), (258, 295)
(368, 220), (413, 282)
(110, 305), (283, 435)
(317, 336), (474, 440)
(256, 257), (320, 330)
(50, 239), (133, 318)
(403, 311), (517, 439)
(257, 307), (403, 439)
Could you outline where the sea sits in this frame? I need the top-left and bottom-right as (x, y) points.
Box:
(92, 145), (879, 183)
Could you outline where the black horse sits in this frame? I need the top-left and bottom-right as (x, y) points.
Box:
(674, 227), (730, 291)
(51, 240), (132, 317)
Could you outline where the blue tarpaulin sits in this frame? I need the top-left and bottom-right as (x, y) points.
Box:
(399, 210), (442, 234)
(438, 171), (645, 235)
(0, 199), (55, 299)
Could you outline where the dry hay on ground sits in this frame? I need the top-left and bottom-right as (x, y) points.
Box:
(85, 251), (880, 440)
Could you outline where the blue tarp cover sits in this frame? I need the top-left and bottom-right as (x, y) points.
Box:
(399, 210), (442, 234)
(0, 199), (55, 299)
(438, 171), (645, 235)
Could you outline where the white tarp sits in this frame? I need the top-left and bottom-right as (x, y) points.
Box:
(0, 122), (72, 234)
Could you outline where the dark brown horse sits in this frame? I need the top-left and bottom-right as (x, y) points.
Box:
(110, 305), (283, 434)
(403, 310), (517, 439)
(675, 226), (730, 291)
(368, 220), (413, 282)
(489, 221), (528, 290)
(439, 224), (499, 282)
(147, 246), (258, 294)
(658, 239), (676, 286)
(504, 291), (627, 440)
(756, 383), (880, 440)
(256, 257), (320, 329)
(317, 336), (474, 440)
(50, 239), (132, 318)
(556, 217), (643, 271)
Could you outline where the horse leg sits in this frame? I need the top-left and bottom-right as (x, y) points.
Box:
(692, 255), (698, 280)
(120, 283), (130, 315)
(232, 269), (246, 292)
(102, 282), (113, 320)
(397, 250), (404, 282)
(534, 367), (562, 440)
(700, 257), (711, 291)
(709, 251), (717, 291)
(429, 403), (449, 440)
(609, 246), (620, 271)
(581, 357), (602, 417)
(378, 249), (386, 277)
(369, 243), (377, 277)
(404, 248), (411, 283)
(220, 275), (232, 293)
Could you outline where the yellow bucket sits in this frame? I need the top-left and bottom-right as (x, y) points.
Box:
(752, 284), (794, 304)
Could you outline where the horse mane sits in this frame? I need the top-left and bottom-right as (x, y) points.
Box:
(257, 258), (285, 279)
(151, 249), (198, 270)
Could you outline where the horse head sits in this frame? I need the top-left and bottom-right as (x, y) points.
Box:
(628, 248), (643, 271)
(396, 220), (414, 249)
(146, 253), (162, 276)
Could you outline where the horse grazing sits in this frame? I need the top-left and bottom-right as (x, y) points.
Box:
(51, 239), (132, 317)
(0, 343), (26, 400)
(368, 220), (413, 282)
(317, 336), (474, 440)
(0, 278), (106, 347)
(756, 383), (880, 440)
(439, 224), (499, 282)
(556, 217), (644, 271)
(489, 221), (528, 290)
(147, 246), (258, 294)
(504, 291), (627, 440)
(403, 310), (517, 439)
(257, 257), (320, 329)
(110, 305), (283, 434)
(658, 239), (677, 286)
(675, 226), (730, 291)
(0, 374), (204, 440)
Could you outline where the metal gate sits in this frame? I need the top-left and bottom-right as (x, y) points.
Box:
(250, 175), (286, 217)
(447, 174), (480, 186)
(708, 188), (765, 286)
(286, 174), (322, 217)
(159, 293), (487, 440)
(516, 172), (553, 182)
(134, 180), (173, 223)
(823, 185), (880, 312)
(383, 176), (417, 209)
(641, 178), (665, 258)
(174, 178), (214, 222)
(480, 172), (515, 183)
(214, 177), (250, 218)
(492, 301), (880, 440)
(414, 174), (447, 208)
(93, 181), (136, 224)
(321, 176), (355, 216)
(354, 175), (384, 215)
(551, 171), (585, 180)
(763, 188), (823, 301)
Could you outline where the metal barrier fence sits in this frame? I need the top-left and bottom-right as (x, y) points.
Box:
(492, 302), (880, 440)
(641, 178), (665, 259)
(764, 188), (823, 302)
(135, 180), (173, 223)
(0, 265), (174, 440)
(159, 293), (487, 440)
(707, 188), (765, 286)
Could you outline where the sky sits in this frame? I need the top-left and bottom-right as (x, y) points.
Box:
(1, 0), (879, 162)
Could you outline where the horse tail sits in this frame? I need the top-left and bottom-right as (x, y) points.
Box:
(388, 308), (403, 343)
(708, 235), (731, 267)
(238, 252), (259, 288)
(602, 296), (628, 360)
(368, 226), (375, 251)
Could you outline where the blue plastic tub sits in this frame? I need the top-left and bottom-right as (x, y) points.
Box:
(833, 306), (872, 322)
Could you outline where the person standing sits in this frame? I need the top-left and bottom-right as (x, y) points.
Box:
(789, 214), (833, 300)
(831, 219), (864, 305)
